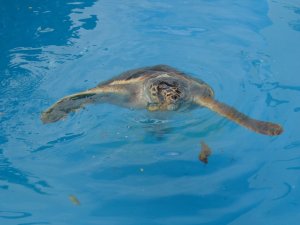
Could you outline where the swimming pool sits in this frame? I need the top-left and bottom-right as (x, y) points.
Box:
(1, 0), (299, 224)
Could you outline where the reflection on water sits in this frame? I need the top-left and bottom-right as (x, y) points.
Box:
(0, 149), (50, 194)
(0, 0), (98, 103)
(0, 210), (31, 220)
(32, 132), (84, 153)
(252, 81), (300, 92)
(286, 5), (300, 32)
(0, 0), (97, 217)
(0, 0), (97, 70)
(90, 167), (263, 225)
(265, 93), (289, 107)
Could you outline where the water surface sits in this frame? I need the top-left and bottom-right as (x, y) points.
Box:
(1, 0), (300, 224)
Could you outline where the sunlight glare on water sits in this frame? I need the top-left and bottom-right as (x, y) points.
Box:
(0, 0), (300, 225)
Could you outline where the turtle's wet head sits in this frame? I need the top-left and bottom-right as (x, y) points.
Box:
(161, 88), (181, 110)
(147, 78), (185, 111)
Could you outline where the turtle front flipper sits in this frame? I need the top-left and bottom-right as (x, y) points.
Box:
(194, 96), (283, 136)
(41, 86), (129, 123)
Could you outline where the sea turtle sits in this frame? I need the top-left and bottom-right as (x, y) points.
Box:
(41, 65), (283, 136)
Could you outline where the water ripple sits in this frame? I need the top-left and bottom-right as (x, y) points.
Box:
(32, 132), (85, 153)
(0, 211), (31, 219)
(272, 182), (293, 201)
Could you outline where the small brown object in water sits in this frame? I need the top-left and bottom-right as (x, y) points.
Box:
(69, 195), (80, 206)
(199, 141), (212, 164)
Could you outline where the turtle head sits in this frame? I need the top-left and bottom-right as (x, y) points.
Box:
(145, 75), (189, 111)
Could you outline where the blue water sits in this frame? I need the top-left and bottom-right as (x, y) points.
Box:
(1, 0), (300, 224)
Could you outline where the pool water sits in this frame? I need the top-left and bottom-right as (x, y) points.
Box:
(1, 0), (300, 224)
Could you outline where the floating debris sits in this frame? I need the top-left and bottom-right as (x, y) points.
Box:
(0, 112), (4, 116)
(199, 141), (212, 164)
(69, 195), (80, 206)
(140, 168), (144, 173)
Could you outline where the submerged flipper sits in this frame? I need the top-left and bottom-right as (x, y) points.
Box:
(194, 96), (283, 136)
(41, 86), (128, 123)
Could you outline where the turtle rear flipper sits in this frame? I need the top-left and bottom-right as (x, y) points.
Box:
(41, 86), (129, 123)
(194, 96), (283, 136)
